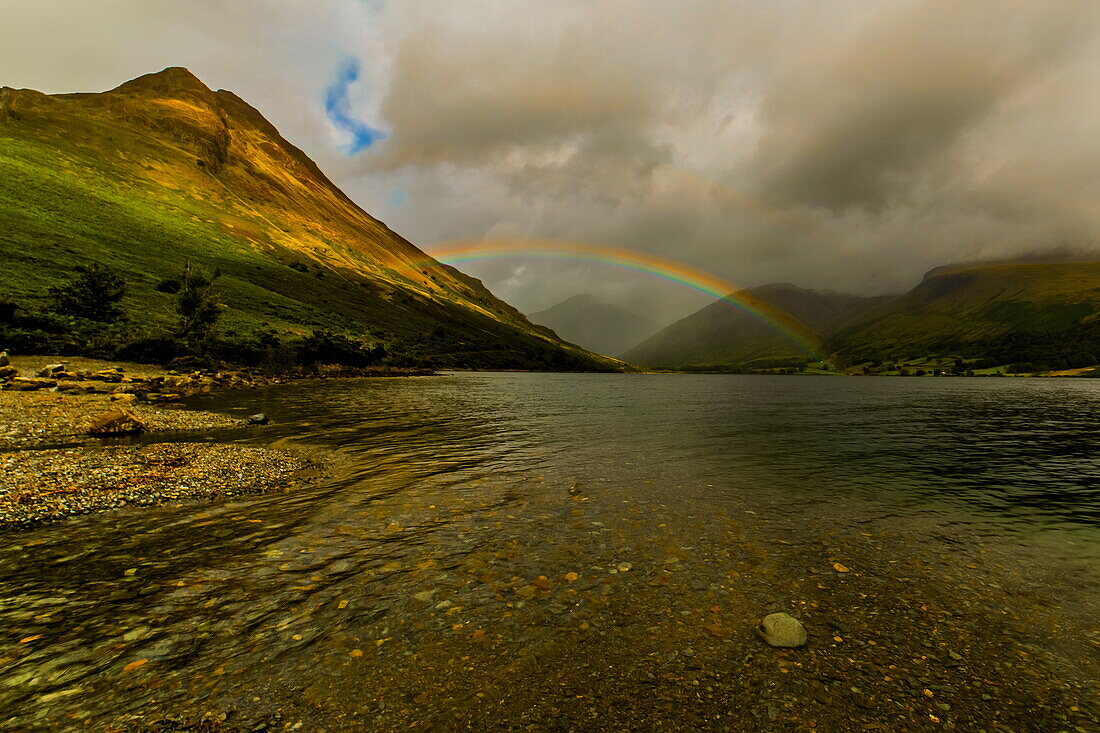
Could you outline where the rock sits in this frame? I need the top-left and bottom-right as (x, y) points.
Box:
(88, 410), (147, 436)
(758, 613), (808, 648)
(159, 393), (182, 402)
(110, 393), (139, 404)
(0, 351), (8, 367)
(36, 363), (66, 377)
(10, 377), (56, 391)
(248, 413), (270, 425)
(0, 365), (18, 380)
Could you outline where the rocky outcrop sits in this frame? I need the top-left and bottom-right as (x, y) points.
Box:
(9, 377), (56, 391)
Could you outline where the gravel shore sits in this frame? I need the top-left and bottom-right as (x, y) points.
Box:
(1, 358), (332, 528)
(0, 443), (326, 528)
(0, 391), (243, 449)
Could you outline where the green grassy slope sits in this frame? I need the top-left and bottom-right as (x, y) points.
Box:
(623, 284), (888, 369)
(0, 68), (618, 371)
(833, 262), (1100, 368)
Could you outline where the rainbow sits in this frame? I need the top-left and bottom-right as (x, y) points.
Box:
(415, 238), (826, 359)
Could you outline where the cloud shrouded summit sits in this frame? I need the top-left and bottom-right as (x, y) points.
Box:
(3, 0), (1099, 323)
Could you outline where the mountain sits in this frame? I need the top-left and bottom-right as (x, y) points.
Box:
(0, 67), (616, 371)
(623, 283), (889, 369)
(833, 261), (1100, 370)
(528, 294), (661, 357)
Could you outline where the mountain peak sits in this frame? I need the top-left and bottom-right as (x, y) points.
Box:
(111, 67), (211, 96)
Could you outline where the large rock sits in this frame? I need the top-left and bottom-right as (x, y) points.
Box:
(36, 363), (66, 377)
(0, 365), (18, 380)
(88, 410), (147, 436)
(248, 413), (270, 425)
(0, 351), (9, 367)
(757, 613), (808, 648)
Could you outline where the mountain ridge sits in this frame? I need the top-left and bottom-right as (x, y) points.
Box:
(0, 67), (617, 370)
(528, 294), (661, 357)
(833, 260), (1100, 370)
(623, 283), (889, 369)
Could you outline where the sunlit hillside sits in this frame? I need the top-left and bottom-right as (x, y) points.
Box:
(0, 68), (617, 370)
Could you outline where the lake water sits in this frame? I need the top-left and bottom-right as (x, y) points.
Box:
(3, 373), (1099, 730)
(204, 372), (1100, 541)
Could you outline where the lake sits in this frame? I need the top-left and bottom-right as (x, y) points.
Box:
(2, 373), (1098, 730)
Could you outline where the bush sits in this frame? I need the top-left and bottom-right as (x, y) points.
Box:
(155, 278), (182, 294)
(0, 299), (17, 324)
(48, 264), (126, 322)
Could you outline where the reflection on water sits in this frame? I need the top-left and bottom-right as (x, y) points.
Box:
(2, 373), (1099, 728)
(200, 372), (1100, 531)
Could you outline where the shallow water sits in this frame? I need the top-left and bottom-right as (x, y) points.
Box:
(2, 373), (1099, 730)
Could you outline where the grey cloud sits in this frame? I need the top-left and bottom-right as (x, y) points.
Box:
(3, 1), (1100, 327)
(752, 0), (1097, 213)
(372, 28), (656, 169)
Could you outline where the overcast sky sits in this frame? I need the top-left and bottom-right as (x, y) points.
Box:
(3, 0), (1099, 323)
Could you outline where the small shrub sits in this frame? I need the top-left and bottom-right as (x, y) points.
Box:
(175, 263), (223, 344)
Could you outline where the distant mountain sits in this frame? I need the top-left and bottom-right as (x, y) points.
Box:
(623, 283), (889, 369)
(528, 294), (661, 357)
(834, 261), (1100, 370)
(0, 67), (616, 371)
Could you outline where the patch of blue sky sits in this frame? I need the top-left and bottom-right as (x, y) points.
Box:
(324, 57), (386, 154)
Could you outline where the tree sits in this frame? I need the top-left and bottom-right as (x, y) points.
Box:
(48, 264), (126, 322)
(175, 263), (223, 344)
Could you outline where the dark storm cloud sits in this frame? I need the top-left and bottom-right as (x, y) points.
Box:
(752, 0), (1096, 213)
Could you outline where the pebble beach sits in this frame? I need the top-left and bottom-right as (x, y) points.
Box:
(0, 356), (330, 528)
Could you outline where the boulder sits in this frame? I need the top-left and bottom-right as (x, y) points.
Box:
(0, 365), (18, 380)
(248, 413), (270, 425)
(110, 393), (139, 405)
(36, 363), (66, 377)
(88, 410), (146, 436)
(758, 613), (808, 648)
(0, 351), (8, 367)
